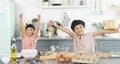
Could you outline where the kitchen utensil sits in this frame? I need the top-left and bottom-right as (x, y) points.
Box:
(99, 0), (103, 15)
(50, 46), (55, 52)
(94, 0), (96, 10)
(62, 12), (71, 27)
(94, 0), (103, 15)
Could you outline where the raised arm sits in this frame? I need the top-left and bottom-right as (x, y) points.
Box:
(34, 14), (41, 38)
(19, 13), (25, 37)
(93, 24), (120, 36)
(49, 20), (74, 37)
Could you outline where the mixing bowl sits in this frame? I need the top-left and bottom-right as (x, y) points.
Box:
(1, 57), (10, 64)
(21, 49), (38, 58)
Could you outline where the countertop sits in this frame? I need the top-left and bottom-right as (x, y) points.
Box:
(15, 36), (120, 40)
(1, 57), (120, 64)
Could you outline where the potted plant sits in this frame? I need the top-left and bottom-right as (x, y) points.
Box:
(92, 22), (104, 30)
(43, 0), (49, 2)
(43, 0), (49, 6)
(32, 18), (38, 26)
(92, 22), (104, 36)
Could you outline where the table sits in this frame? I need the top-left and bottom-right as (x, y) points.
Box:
(1, 57), (120, 64)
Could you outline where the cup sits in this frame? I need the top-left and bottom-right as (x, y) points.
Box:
(43, 2), (49, 6)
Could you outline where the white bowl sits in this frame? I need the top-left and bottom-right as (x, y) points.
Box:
(1, 57), (10, 64)
(21, 49), (38, 59)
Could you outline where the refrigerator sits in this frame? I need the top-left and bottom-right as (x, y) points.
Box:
(0, 0), (15, 54)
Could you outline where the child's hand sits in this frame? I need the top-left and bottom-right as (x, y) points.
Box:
(19, 13), (23, 21)
(19, 13), (23, 18)
(38, 14), (41, 21)
(49, 20), (58, 27)
(117, 24), (120, 32)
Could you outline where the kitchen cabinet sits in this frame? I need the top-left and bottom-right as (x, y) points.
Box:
(16, 40), (22, 52)
(58, 40), (73, 52)
(16, 37), (120, 53)
(36, 39), (58, 50)
(16, 37), (73, 52)
(98, 58), (120, 64)
(96, 38), (120, 53)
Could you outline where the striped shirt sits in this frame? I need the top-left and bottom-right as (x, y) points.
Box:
(21, 34), (38, 49)
(73, 32), (95, 52)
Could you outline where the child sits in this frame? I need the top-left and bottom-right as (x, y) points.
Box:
(50, 20), (120, 52)
(19, 13), (41, 49)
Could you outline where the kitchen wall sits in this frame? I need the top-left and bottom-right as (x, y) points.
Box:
(14, 0), (120, 37)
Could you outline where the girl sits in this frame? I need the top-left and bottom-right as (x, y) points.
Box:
(50, 20), (120, 52)
(19, 13), (41, 49)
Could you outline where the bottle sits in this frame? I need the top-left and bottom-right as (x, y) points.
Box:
(68, 0), (73, 5)
(48, 24), (54, 37)
(55, 46), (59, 52)
(11, 39), (17, 63)
(50, 46), (55, 52)
(80, 0), (84, 5)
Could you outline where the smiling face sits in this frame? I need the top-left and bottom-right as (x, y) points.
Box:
(74, 24), (85, 35)
(71, 20), (85, 36)
(25, 27), (35, 37)
(25, 24), (35, 37)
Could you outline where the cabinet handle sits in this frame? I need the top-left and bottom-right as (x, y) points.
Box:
(103, 44), (120, 46)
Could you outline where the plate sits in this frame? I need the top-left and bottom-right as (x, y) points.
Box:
(111, 54), (120, 58)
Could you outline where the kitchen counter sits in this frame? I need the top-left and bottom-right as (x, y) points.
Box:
(16, 36), (72, 40)
(98, 57), (120, 64)
(15, 36), (120, 52)
(95, 36), (120, 40)
(0, 57), (120, 64)
(16, 36), (120, 40)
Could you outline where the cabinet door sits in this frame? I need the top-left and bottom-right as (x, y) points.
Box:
(97, 40), (120, 52)
(16, 40), (22, 52)
(98, 58), (120, 64)
(58, 40), (73, 52)
(95, 41), (99, 51)
(16, 40), (58, 52)
(36, 40), (58, 50)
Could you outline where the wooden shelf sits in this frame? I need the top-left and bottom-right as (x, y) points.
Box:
(41, 5), (88, 9)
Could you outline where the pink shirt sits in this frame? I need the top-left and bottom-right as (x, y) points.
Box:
(73, 32), (95, 52)
(21, 34), (38, 49)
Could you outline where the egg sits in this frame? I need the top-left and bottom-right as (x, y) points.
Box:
(58, 57), (65, 62)
(56, 53), (62, 58)
(56, 52), (71, 62)
(62, 53), (68, 59)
